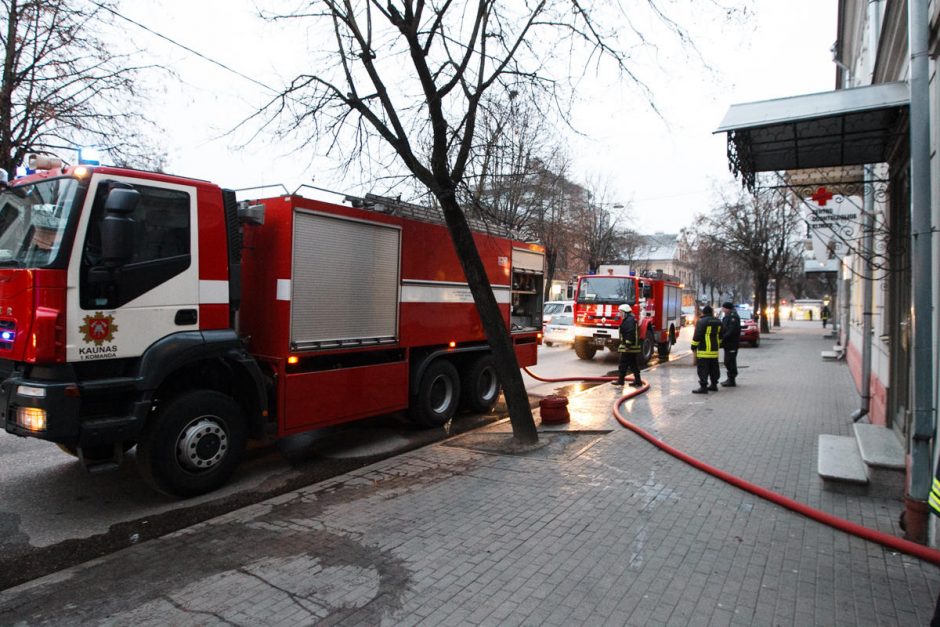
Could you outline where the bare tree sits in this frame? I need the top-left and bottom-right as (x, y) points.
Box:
(0, 0), (166, 174)
(254, 1), (722, 443)
(255, 2), (692, 444)
(459, 96), (580, 299)
(702, 188), (803, 332)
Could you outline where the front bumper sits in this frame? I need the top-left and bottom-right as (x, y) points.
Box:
(0, 370), (82, 442)
(0, 367), (143, 445)
(574, 326), (618, 348)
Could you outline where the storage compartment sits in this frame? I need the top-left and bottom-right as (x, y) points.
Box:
(291, 210), (401, 350)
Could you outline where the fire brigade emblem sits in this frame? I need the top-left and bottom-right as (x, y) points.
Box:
(80, 312), (118, 346)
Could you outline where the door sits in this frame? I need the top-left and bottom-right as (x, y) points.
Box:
(67, 175), (199, 363)
(886, 163), (910, 438)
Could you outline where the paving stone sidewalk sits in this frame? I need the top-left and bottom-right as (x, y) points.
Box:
(1, 322), (938, 626)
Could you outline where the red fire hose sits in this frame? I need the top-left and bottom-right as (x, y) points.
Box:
(523, 366), (940, 567)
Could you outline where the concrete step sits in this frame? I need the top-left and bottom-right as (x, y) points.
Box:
(853, 423), (904, 470)
(818, 435), (868, 484)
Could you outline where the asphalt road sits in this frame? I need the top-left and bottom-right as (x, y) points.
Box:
(0, 326), (693, 590)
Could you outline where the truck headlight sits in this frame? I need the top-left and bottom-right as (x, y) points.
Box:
(17, 385), (46, 398)
(16, 406), (47, 432)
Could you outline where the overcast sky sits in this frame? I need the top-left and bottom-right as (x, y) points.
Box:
(126, 1), (837, 235)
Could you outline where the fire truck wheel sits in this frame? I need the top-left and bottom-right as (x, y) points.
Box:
(574, 340), (597, 360)
(409, 359), (461, 428)
(460, 355), (502, 414)
(657, 331), (674, 358)
(640, 333), (655, 366)
(137, 390), (247, 497)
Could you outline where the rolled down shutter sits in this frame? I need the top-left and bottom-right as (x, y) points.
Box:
(290, 210), (401, 350)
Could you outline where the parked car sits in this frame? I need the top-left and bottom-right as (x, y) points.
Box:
(736, 304), (755, 321)
(740, 316), (760, 347)
(543, 313), (575, 347)
(681, 306), (696, 327)
(542, 300), (574, 325)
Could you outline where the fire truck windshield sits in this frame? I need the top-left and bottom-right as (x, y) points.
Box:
(0, 177), (82, 268)
(577, 276), (635, 304)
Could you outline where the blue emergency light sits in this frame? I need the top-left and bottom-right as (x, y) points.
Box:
(77, 147), (101, 166)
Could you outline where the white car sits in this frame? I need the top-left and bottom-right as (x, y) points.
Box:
(543, 313), (575, 347)
(543, 300), (574, 325)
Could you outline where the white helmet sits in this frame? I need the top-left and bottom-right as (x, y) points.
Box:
(618, 304), (631, 313)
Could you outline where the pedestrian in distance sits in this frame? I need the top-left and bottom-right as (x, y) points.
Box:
(821, 304), (831, 328)
(720, 302), (740, 387)
(690, 305), (722, 394)
(611, 304), (643, 387)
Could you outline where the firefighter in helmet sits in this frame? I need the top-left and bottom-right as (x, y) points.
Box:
(612, 303), (643, 388)
(691, 304), (722, 393)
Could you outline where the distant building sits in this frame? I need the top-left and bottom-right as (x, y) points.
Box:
(623, 232), (697, 304)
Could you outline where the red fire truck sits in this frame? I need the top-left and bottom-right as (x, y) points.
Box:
(572, 270), (681, 365)
(0, 158), (544, 496)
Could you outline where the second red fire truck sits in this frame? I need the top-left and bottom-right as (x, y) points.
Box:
(0, 158), (544, 496)
(572, 270), (682, 365)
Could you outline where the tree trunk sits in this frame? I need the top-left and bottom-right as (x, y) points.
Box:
(544, 247), (557, 301)
(755, 275), (770, 333)
(772, 275), (783, 327)
(437, 193), (538, 444)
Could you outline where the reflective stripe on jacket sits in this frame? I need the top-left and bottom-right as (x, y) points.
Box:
(618, 313), (640, 353)
(691, 315), (722, 358)
(931, 474), (940, 517)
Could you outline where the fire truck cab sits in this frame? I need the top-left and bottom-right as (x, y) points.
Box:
(572, 272), (681, 365)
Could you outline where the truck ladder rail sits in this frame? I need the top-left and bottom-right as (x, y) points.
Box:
(362, 193), (514, 238)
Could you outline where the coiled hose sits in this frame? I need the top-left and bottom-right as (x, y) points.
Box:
(523, 366), (940, 567)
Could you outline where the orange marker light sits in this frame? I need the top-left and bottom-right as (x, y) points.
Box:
(448, 341), (456, 348)
(73, 166), (89, 178)
(287, 356), (299, 365)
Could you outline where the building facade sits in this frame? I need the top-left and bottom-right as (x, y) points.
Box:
(718, 0), (939, 543)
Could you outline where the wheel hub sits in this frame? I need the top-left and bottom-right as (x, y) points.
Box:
(478, 368), (497, 401)
(177, 417), (228, 471)
(429, 375), (454, 414)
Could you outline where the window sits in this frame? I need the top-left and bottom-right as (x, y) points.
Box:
(80, 181), (191, 309)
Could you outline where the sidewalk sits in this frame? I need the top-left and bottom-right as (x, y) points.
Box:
(1, 322), (937, 626)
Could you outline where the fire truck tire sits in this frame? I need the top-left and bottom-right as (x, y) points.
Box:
(657, 330), (674, 358)
(137, 390), (247, 497)
(409, 359), (461, 428)
(574, 340), (597, 360)
(460, 354), (502, 414)
(640, 332), (655, 366)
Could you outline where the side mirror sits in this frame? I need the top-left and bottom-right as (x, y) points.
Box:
(642, 284), (653, 299)
(100, 188), (140, 266)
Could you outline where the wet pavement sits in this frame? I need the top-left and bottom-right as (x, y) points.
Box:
(1, 322), (938, 626)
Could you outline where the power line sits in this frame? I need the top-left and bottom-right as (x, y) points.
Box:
(93, 2), (280, 95)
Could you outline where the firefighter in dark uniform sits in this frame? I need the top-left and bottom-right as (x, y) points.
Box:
(612, 304), (643, 387)
(720, 302), (741, 387)
(691, 305), (722, 394)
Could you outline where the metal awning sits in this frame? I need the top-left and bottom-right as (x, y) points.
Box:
(716, 82), (909, 186)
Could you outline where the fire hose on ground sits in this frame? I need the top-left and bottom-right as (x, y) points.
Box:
(522, 366), (940, 568)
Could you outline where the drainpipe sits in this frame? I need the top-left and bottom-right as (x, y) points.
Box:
(904, 0), (935, 544)
(851, 0), (881, 422)
(852, 165), (875, 423)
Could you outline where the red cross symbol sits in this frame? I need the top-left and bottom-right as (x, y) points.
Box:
(810, 186), (834, 206)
